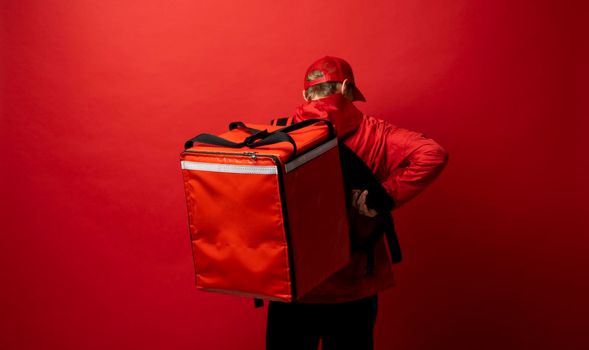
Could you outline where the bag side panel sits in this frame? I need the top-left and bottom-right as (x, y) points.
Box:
(284, 146), (350, 299)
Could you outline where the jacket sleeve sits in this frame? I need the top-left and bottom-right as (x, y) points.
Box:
(380, 126), (449, 209)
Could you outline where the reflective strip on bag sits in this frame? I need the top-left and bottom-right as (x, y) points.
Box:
(285, 138), (338, 173)
(181, 161), (278, 175)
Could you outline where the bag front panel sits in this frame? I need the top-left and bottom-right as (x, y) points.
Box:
(181, 152), (293, 300)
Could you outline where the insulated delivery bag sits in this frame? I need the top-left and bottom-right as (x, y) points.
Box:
(180, 119), (350, 302)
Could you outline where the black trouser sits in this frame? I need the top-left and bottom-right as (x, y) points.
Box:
(266, 295), (378, 350)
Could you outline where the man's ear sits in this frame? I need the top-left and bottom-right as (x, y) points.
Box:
(341, 79), (354, 100)
(341, 79), (350, 94)
(302, 89), (310, 101)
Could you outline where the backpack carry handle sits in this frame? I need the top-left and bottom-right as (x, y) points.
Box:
(229, 119), (335, 140)
(248, 131), (297, 157)
(184, 119), (334, 160)
(184, 121), (264, 149)
(228, 121), (263, 134)
(276, 118), (335, 140)
(184, 130), (298, 157)
(184, 133), (241, 150)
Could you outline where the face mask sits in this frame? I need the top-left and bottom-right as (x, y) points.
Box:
(294, 94), (363, 139)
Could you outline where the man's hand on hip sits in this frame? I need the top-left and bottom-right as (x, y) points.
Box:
(352, 190), (378, 217)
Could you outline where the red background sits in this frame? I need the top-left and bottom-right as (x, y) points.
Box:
(1, 1), (587, 349)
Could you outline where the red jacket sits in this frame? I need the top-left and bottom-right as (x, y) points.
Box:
(293, 97), (449, 303)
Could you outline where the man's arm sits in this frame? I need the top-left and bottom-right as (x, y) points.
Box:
(380, 127), (449, 209)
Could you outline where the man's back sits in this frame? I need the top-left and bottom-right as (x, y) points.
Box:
(294, 113), (448, 304)
(266, 55), (447, 350)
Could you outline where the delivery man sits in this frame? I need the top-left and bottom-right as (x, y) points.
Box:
(265, 56), (449, 350)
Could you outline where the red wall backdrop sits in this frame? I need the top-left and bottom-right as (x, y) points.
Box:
(2, 1), (587, 349)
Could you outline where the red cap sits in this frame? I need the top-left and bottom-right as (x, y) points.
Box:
(303, 56), (366, 102)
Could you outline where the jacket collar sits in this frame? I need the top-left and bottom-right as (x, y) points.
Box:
(294, 94), (363, 139)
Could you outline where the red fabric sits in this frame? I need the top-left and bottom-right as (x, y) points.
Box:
(191, 122), (330, 163)
(283, 146), (350, 299)
(294, 94), (364, 139)
(303, 56), (367, 101)
(181, 123), (350, 302)
(346, 115), (450, 210)
(293, 96), (449, 303)
(181, 154), (293, 300)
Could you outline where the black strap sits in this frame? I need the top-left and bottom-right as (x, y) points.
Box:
(253, 298), (264, 308)
(184, 130), (298, 159)
(184, 119), (334, 161)
(270, 117), (294, 126)
(383, 213), (402, 263)
(185, 126), (270, 150)
(185, 121), (264, 149)
(247, 131), (297, 157)
(338, 143), (402, 266)
(184, 133), (242, 150)
(228, 121), (262, 134)
(276, 118), (336, 140)
(276, 118), (288, 126)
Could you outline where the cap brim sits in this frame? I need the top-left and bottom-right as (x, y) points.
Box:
(353, 86), (367, 102)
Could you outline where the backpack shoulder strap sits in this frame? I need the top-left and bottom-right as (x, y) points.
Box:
(270, 116), (295, 126)
(253, 298), (264, 308)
